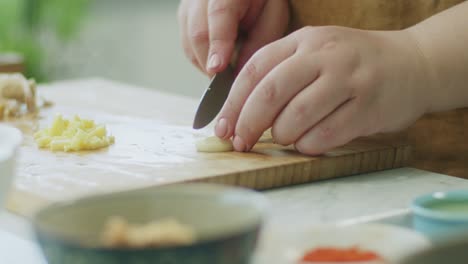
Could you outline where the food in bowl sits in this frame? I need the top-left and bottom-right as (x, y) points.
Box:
(253, 224), (428, 264)
(101, 216), (196, 248)
(300, 246), (385, 263)
(423, 198), (468, 215)
(34, 114), (115, 152)
(33, 184), (268, 264)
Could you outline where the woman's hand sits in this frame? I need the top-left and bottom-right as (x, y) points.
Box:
(177, 0), (290, 75)
(214, 26), (432, 155)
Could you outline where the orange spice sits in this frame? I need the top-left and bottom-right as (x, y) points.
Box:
(301, 246), (383, 262)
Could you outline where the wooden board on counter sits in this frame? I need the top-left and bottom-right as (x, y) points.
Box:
(6, 79), (411, 217)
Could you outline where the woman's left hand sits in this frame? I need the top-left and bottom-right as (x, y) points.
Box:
(214, 26), (433, 154)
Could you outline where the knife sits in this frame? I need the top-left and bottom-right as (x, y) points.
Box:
(192, 64), (236, 129)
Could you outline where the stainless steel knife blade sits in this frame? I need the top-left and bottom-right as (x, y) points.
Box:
(192, 65), (235, 129)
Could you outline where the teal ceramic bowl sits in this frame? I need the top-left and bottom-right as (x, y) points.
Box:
(33, 183), (269, 264)
(412, 190), (468, 240)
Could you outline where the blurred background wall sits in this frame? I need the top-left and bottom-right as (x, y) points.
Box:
(0, 0), (208, 98)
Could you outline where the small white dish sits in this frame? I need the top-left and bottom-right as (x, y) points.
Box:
(254, 223), (431, 264)
(0, 124), (22, 208)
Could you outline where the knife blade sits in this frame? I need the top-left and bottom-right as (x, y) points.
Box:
(192, 65), (235, 129)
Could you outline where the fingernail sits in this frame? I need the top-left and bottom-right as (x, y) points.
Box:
(215, 118), (228, 138)
(207, 53), (221, 71)
(233, 136), (247, 152)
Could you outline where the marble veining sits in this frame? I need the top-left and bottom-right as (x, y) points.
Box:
(264, 168), (468, 229)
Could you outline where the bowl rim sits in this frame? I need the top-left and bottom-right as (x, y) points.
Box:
(0, 124), (22, 162)
(33, 183), (270, 251)
(412, 190), (468, 222)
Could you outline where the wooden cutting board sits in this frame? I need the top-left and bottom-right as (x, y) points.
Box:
(6, 79), (411, 217)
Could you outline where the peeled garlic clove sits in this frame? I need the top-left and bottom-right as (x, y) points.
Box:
(196, 136), (233, 153)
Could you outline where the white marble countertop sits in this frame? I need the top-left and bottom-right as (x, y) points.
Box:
(2, 167), (468, 263)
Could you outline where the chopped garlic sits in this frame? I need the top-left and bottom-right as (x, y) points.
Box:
(34, 114), (115, 152)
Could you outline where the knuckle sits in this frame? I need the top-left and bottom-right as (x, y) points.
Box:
(183, 46), (196, 62)
(294, 25), (331, 38)
(182, 46), (197, 63)
(183, 49), (201, 69)
(190, 56), (199, 66)
(295, 26), (314, 38)
(182, 44), (191, 56)
(189, 29), (209, 44)
(314, 25), (342, 38)
(350, 67), (381, 99)
(316, 125), (335, 142)
(236, 123), (255, 145)
(294, 142), (319, 156)
(271, 126), (292, 146)
(295, 25), (342, 50)
(367, 66), (381, 85)
(344, 46), (361, 70)
(321, 38), (339, 51)
(356, 66), (381, 88)
(223, 99), (239, 118)
(259, 80), (278, 104)
(291, 27), (311, 44)
(208, 1), (236, 18)
(244, 61), (259, 81)
(290, 101), (309, 122)
(316, 27), (341, 48)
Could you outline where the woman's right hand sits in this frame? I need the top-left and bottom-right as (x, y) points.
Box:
(177, 0), (290, 76)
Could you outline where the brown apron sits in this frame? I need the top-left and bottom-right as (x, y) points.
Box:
(289, 0), (468, 178)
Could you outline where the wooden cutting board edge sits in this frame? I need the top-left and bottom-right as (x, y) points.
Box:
(5, 139), (412, 218)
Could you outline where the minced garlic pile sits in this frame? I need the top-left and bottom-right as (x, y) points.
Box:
(34, 114), (115, 152)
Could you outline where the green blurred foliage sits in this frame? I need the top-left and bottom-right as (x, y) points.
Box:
(0, 0), (89, 81)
